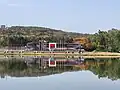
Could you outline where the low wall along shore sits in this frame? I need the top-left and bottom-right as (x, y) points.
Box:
(1, 50), (120, 57)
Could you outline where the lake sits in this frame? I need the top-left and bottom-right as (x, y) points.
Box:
(0, 56), (120, 90)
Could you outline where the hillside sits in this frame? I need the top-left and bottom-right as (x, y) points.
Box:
(7, 26), (89, 37)
(0, 26), (89, 47)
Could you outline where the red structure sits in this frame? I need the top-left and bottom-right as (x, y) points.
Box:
(49, 43), (56, 51)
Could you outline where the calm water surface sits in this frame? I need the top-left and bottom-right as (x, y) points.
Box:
(0, 56), (120, 90)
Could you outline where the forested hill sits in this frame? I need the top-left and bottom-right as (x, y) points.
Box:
(0, 26), (89, 47)
(7, 26), (89, 37)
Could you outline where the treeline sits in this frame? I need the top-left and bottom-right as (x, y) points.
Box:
(88, 29), (120, 52)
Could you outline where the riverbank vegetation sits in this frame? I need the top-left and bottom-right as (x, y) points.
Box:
(0, 26), (120, 52)
(88, 28), (120, 52)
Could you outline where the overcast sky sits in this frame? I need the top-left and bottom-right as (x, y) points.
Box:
(0, 0), (120, 34)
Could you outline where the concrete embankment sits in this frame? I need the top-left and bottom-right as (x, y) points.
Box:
(0, 50), (120, 57)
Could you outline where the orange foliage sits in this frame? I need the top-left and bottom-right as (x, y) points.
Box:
(73, 37), (93, 51)
(73, 37), (89, 45)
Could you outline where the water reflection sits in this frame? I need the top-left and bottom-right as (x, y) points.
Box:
(0, 56), (120, 81)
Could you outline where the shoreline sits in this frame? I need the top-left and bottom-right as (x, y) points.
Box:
(0, 51), (120, 57)
(0, 55), (120, 59)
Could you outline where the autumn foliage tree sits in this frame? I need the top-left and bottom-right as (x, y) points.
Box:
(73, 37), (95, 51)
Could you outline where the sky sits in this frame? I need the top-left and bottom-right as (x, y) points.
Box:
(0, 0), (120, 34)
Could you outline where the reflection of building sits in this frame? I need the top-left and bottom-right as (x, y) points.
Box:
(49, 57), (56, 67)
(23, 57), (107, 70)
(0, 57), (110, 78)
(24, 56), (85, 68)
